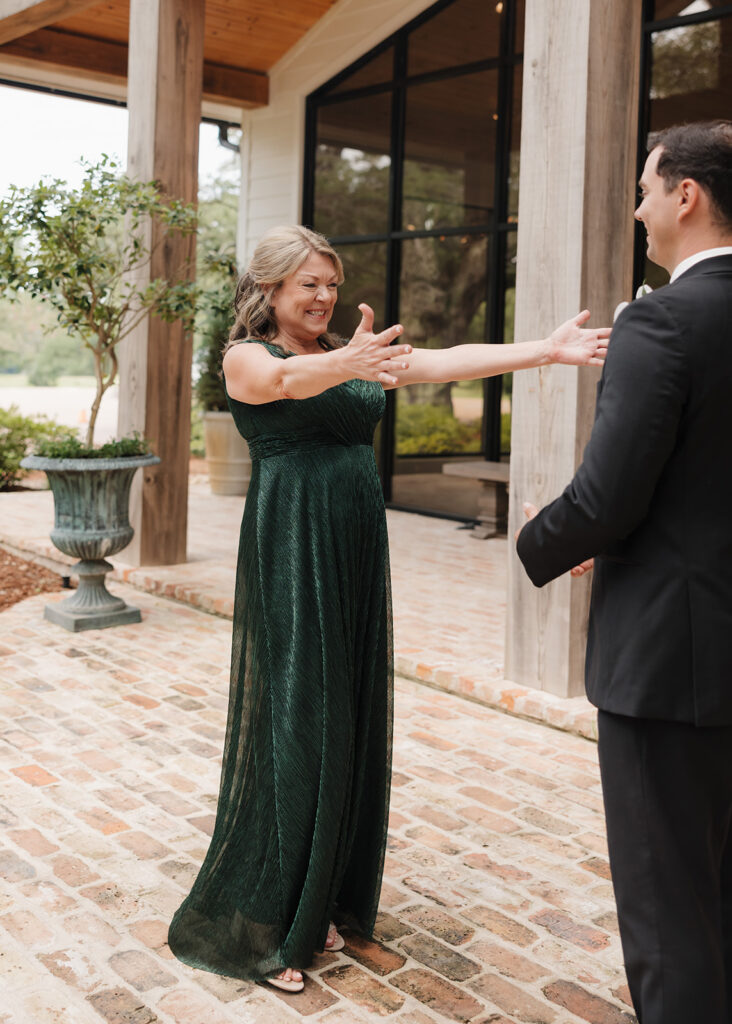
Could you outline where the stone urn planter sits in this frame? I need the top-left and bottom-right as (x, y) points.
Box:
(20, 453), (160, 632)
(203, 411), (251, 496)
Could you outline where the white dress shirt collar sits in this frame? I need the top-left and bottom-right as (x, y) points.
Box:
(671, 247), (732, 283)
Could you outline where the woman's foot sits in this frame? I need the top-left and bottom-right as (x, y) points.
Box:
(323, 921), (344, 952)
(266, 968), (304, 992)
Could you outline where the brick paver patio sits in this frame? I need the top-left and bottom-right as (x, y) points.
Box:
(0, 482), (634, 1023)
(0, 479), (596, 739)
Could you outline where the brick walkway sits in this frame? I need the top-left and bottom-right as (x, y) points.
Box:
(0, 587), (635, 1024)
(0, 480), (596, 739)
(0, 479), (634, 1023)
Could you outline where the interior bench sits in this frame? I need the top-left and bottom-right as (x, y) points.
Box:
(441, 460), (509, 539)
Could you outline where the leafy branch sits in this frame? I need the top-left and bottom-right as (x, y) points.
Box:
(0, 156), (199, 446)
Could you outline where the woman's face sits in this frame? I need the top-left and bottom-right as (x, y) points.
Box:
(270, 251), (339, 345)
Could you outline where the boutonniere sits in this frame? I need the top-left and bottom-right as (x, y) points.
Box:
(613, 283), (653, 322)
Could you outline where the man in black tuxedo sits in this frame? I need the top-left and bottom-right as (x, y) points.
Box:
(516, 120), (732, 1024)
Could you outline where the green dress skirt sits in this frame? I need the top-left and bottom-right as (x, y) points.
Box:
(167, 339), (393, 981)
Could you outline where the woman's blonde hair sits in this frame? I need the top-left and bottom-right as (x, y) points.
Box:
(226, 225), (345, 352)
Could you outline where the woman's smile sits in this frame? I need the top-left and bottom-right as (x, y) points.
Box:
(271, 251), (339, 344)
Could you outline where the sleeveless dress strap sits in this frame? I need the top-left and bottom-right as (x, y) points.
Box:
(236, 338), (290, 359)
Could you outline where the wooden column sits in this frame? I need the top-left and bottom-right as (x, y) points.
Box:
(118, 0), (204, 565)
(505, 0), (643, 696)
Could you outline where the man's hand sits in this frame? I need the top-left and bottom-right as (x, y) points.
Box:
(516, 502), (594, 579)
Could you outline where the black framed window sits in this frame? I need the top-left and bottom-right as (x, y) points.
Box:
(303, 0), (524, 518)
(636, 1), (732, 289)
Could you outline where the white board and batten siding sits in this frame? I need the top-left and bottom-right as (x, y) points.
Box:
(236, 0), (436, 264)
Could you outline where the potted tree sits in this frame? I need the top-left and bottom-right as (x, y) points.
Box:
(194, 251), (251, 496)
(0, 158), (198, 631)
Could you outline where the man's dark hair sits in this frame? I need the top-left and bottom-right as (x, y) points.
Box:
(648, 120), (732, 230)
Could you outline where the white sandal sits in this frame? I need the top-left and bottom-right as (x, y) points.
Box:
(266, 968), (304, 992)
(323, 921), (344, 952)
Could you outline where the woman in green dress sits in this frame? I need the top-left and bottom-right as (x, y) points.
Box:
(167, 225), (608, 992)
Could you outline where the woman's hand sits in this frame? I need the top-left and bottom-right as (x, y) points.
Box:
(341, 303), (412, 386)
(546, 310), (611, 367)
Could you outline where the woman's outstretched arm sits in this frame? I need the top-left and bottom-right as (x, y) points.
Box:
(383, 310), (609, 389)
(223, 306), (608, 404)
(223, 305), (411, 404)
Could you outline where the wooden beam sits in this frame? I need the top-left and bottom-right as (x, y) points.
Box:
(0, 26), (269, 107)
(117, 0), (205, 567)
(0, 0), (98, 45)
(203, 60), (268, 108)
(505, 0), (643, 697)
(1, 26), (127, 75)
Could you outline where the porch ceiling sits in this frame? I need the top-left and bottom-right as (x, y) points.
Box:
(0, 0), (339, 112)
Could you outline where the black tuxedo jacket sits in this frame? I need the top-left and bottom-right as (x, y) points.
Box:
(517, 254), (732, 725)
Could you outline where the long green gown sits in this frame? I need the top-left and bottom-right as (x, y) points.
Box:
(167, 339), (393, 981)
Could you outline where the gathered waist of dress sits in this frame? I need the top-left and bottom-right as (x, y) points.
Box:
(248, 434), (374, 461)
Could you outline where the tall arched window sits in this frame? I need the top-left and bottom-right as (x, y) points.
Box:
(304, 0), (524, 519)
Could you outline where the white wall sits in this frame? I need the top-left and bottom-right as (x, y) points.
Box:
(236, 0), (437, 264)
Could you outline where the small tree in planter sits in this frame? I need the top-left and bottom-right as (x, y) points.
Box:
(194, 251), (251, 496)
(0, 158), (198, 631)
(0, 157), (198, 446)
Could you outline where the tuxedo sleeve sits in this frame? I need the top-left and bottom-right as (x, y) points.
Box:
(517, 298), (689, 587)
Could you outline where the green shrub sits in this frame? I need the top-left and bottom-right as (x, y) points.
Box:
(32, 432), (150, 460)
(26, 361), (57, 387)
(190, 403), (206, 458)
(194, 301), (231, 411)
(501, 411), (511, 454)
(194, 251), (237, 412)
(0, 406), (70, 489)
(396, 403), (481, 456)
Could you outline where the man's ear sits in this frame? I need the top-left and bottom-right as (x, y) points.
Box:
(678, 177), (701, 222)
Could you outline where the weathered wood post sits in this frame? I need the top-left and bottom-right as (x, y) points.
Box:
(118, 0), (204, 565)
(505, 0), (643, 696)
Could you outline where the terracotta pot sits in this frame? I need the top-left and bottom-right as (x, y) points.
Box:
(203, 411), (251, 496)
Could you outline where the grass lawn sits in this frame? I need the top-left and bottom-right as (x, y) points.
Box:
(0, 375), (100, 388)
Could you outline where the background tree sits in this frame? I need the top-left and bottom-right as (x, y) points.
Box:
(0, 292), (95, 381)
(650, 19), (721, 101)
